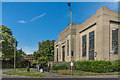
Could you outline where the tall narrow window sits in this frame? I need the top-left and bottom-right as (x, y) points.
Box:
(82, 35), (87, 57)
(112, 28), (118, 54)
(57, 48), (58, 62)
(67, 40), (69, 56)
(89, 31), (94, 60)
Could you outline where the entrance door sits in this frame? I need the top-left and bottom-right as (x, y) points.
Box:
(57, 48), (58, 62)
(62, 46), (65, 61)
(89, 31), (94, 60)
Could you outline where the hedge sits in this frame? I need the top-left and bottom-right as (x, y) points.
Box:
(112, 60), (120, 71)
(51, 62), (70, 70)
(51, 60), (120, 73)
(75, 60), (114, 73)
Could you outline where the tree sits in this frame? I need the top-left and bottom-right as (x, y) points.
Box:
(16, 49), (27, 68)
(38, 42), (41, 53)
(33, 51), (39, 60)
(0, 25), (18, 68)
(33, 40), (55, 67)
(37, 56), (47, 66)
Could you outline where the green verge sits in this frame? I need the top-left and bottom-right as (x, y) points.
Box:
(50, 70), (119, 76)
(3, 68), (46, 78)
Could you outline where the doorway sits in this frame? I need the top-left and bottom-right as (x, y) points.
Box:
(62, 46), (65, 61)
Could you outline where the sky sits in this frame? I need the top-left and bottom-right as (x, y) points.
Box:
(1, 0), (120, 2)
(2, 2), (119, 54)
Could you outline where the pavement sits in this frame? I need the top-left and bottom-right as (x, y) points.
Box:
(1, 68), (120, 79)
(43, 72), (119, 78)
(2, 69), (14, 72)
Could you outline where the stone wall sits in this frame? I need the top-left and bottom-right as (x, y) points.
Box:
(54, 6), (120, 62)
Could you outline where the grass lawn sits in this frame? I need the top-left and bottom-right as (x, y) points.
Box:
(3, 68), (46, 78)
(50, 70), (119, 76)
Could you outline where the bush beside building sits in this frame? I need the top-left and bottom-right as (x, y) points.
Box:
(51, 60), (120, 73)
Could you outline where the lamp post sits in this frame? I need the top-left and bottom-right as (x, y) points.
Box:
(68, 2), (73, 76)
(109, 51), (112, 61)
(14, 38), (16, 70)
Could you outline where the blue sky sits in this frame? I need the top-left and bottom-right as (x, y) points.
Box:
(2, 2), (118, 54)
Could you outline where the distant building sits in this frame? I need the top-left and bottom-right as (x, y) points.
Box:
(54, 6), (120, 62)
(21, 56), (33, 62)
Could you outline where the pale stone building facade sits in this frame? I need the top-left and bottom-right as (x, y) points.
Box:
(54, 6), (120, 62)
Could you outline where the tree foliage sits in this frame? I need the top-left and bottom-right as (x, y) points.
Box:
(0, 25), (17, 61)
(1, 25), (26, 68)
(16, 48), (27, 68)
(33, 40), (55, 66)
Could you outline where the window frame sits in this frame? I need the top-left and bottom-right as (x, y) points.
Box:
(67, 40), (69, 56)
(112, 28), (118, 54)
(82, 34), (87, 57)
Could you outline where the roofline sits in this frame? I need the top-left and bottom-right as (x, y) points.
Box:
(58, 23), (79, 37)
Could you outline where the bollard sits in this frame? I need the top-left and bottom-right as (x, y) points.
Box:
(27, 66), (30, 72)
(40, 68), (43, 73)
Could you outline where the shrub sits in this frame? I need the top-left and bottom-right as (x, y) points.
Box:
(51, 62), (69, 70)
(76, 60), (115, 73)
(90, 60), (113, 72)
(51, 60), (120, 73)
(112, 60), (120, 72)
(75, 60), (92, 71)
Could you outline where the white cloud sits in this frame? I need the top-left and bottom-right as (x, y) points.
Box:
(18, 46), (37, 54)
(17, 13), (46, 23)
(17, 20), (26, 23)
(113, 0), (120, 2)
(30, 13), (46, 21)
